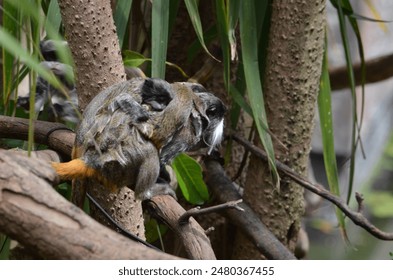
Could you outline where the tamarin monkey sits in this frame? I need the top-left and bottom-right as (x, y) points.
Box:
(52, 78), (226, 201)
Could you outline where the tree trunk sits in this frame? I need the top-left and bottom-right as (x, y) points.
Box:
(58, 0), (145, 238)
(233, 0), (326, 259)
(58, 0), (126, 111)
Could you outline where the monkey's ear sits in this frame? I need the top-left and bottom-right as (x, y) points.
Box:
(141, 78), (174, 111)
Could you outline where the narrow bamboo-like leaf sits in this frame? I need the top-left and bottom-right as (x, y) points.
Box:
(318, 45), (348, 241)
(365, 0), (389, 31)
(184, 0), (218, 61)
(255, 0), (268, 41)
(186, 25), (217, 64)
(215, 0), (230, 88)
(239, 0), (279, 188)
(336, 0), (359, 205)
(114, 0), (133, 48)
(168, 0), (181, 37)
(165, 61), (189, 78)
(0, 27), (61, 88)
(0, 235), (10, 260)
(341, 0), (366, 175)
(27, 3), (43, 156)
(6, 0), (70, 66)
(151, 0), (169, 78)
(172, 153), (209, 205)
(330, 0), (393, 23)
(229, 56), (246, 129)
(45, 0), (62, 33)
(228, 0), (240, 61)
(230, 84), (252, 116)
(2, 0), (19, 107)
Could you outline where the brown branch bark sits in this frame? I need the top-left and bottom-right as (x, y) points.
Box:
(0, 116), (215, 259)
(0, 115), (74, 158)
(57, 0), (144, 238)
(330, 53), (393, 90)
(0, 149), (178, 259)
(204, 158), (297, 260)
(232, 134), (393, 241)
(145, 196), (216, 260)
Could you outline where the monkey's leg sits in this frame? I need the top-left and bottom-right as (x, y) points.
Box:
(133, 145), (176, 201)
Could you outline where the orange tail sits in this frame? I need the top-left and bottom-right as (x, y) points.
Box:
(52, 158), (98, 181)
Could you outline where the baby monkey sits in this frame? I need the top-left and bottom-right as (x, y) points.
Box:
(52, 78), (226, 200)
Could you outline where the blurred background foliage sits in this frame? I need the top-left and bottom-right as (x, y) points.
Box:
(0, 0), (393, 259)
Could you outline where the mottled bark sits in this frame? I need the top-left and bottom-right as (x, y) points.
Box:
(57, 0), (144, 238)
(233, 0), (326, 258)
(58, 0), (126, 111)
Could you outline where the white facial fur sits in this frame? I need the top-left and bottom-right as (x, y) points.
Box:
(208, 119), (224, 154)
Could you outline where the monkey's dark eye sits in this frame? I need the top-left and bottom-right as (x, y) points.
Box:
(206, 106), (217, 118)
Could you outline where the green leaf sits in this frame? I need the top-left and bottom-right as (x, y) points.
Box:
(229, 84), (252, 116)
(0, 28), (61, 88)
(2, 0), (19, 107)
(318, 43), (348, 241)
(123, 50), (188, 78)
(168, 0), (181, 38)
(215, 0), (230, 88)
(172, 153), (209, 205)
(0, 235), (10, 260)
(239, 0), (279, 189)
(335, 0), (361, 205)
(186, 24), (217, 64)
(46, 0), (62, 33)
(228, 0), (240, 60)
(330, 0), (393, 24)
(144, 218), (168, 244)
(114, 0), (133, 48)
(151, 0), (169, 78)
(184, 0), (218, 61)
(123, 50), (151, 67)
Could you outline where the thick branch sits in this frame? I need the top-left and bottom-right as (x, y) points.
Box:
(204, 158), (296, 260)
(0, 115), (74, 159)
(232, 134), (393, 241)
(0, 150), (178, 259)
(330, 53), (393, 90)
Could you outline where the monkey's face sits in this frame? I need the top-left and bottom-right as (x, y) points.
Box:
(187, 83), (226, 154)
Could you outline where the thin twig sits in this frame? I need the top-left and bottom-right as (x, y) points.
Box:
(232, 133), (393, 241)
(178, 199), (244, 225)
(355, 192), (364, 213)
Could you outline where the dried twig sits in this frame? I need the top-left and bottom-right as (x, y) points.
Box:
(232, 133), (393, 240)
(178, 199), (244, 225)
